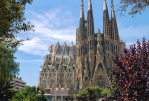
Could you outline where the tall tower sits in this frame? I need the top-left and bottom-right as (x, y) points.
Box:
(87, 0), (95, 79)
(103, 0), (111, 75)
(111, 0), (120, 67)
(77, 0), (86, 89)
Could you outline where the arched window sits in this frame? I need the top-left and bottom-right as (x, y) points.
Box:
(98, 63), (103, 71)
(85, 76), (88, 81)
(98, 76), (104, 88)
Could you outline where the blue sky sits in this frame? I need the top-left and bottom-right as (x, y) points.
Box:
(14, 0), (149, 87)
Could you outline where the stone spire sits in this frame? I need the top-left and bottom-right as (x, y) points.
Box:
(63, 41), (66, 46)
(111, 0), (115, 18)
(103, 0), (108, 11)
(80, 0), (84, 18)
(68, 55), (72, 66)
(88, 0), (92, 11)
(71, 41), (73, 46)
(60, 55), (63, 65)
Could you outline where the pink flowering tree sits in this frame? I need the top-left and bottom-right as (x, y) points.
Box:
(110, 37), (149, 101)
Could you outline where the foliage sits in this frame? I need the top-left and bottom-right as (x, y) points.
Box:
(0, 42), (20, 101)
(10, 86), (47, 101)
(119, 0), (149, 17)
(110, 36), (149, 100)
(0, 78), (19, 101)
(0, 0), (34, 48)
(101, 87), (113, 98)
(75, 86), (102, 100)
(0, 42), (20, 82)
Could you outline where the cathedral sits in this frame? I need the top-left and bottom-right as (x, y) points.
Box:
(38, 0), (125, 100)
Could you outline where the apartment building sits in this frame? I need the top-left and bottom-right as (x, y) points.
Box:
(10, 76), (27, 91)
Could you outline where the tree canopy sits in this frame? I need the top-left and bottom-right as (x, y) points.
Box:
(0, 0), (35, 48)
(110, 37), (149, 100)
(75, 86), (102, 100)
(9, 86), (47, 101)
(0, 42), (20, 82)
(119, 0), (149, 17)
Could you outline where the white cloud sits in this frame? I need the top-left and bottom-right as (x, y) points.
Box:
(18, 8), (76, 56)
(119, 24), (149, 49)
(16, 59), (43, 63)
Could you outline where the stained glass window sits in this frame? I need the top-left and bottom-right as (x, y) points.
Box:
(42, 80), (46, 84)
(67, 79), (72, 84)
(51, 80), (55, 84)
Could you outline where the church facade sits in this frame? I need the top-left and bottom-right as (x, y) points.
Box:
(38, 0), (126, 99)
(74, 0), (125, 92)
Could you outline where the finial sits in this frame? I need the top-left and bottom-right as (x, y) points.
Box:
(64, 41), (66, 46)
(103, 0), (108, 11)
(71, 41), (73, 45)
(81, 0), (83, 7)
(111, 0), (115, 18)
(49, 44), (54, 54)
(80, 0), (84, 18)
(88, 0), (92, 11)
(111, 0), (113, 7)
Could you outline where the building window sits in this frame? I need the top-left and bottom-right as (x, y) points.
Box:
(69, 69), (71, 72)
(44, 69), (46, 72)
(67, 73), (69, 76)
(49, 57), (51, 60)
(51, 80), (55, 84)
(67, 79), (72, 84)
(42, 80), (46, 84)
(52, 69), (54, 72)
(57, 64), (59, 68)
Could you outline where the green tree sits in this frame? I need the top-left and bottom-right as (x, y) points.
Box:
(101, 87), (113, 98)
(0, 42), (20, 82)
(0, 78), (19, 101)
(75, 86), (102, 100)
(10, 86), (47, 101)
(0, 42), (20, 101)
(119, 0), (149, 17)
(0, 0), (35, 48)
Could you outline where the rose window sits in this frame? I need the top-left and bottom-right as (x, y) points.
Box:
(51, 80), (55, 84)
(42, 80), (46, 84)
(67, 79), (72, 84)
